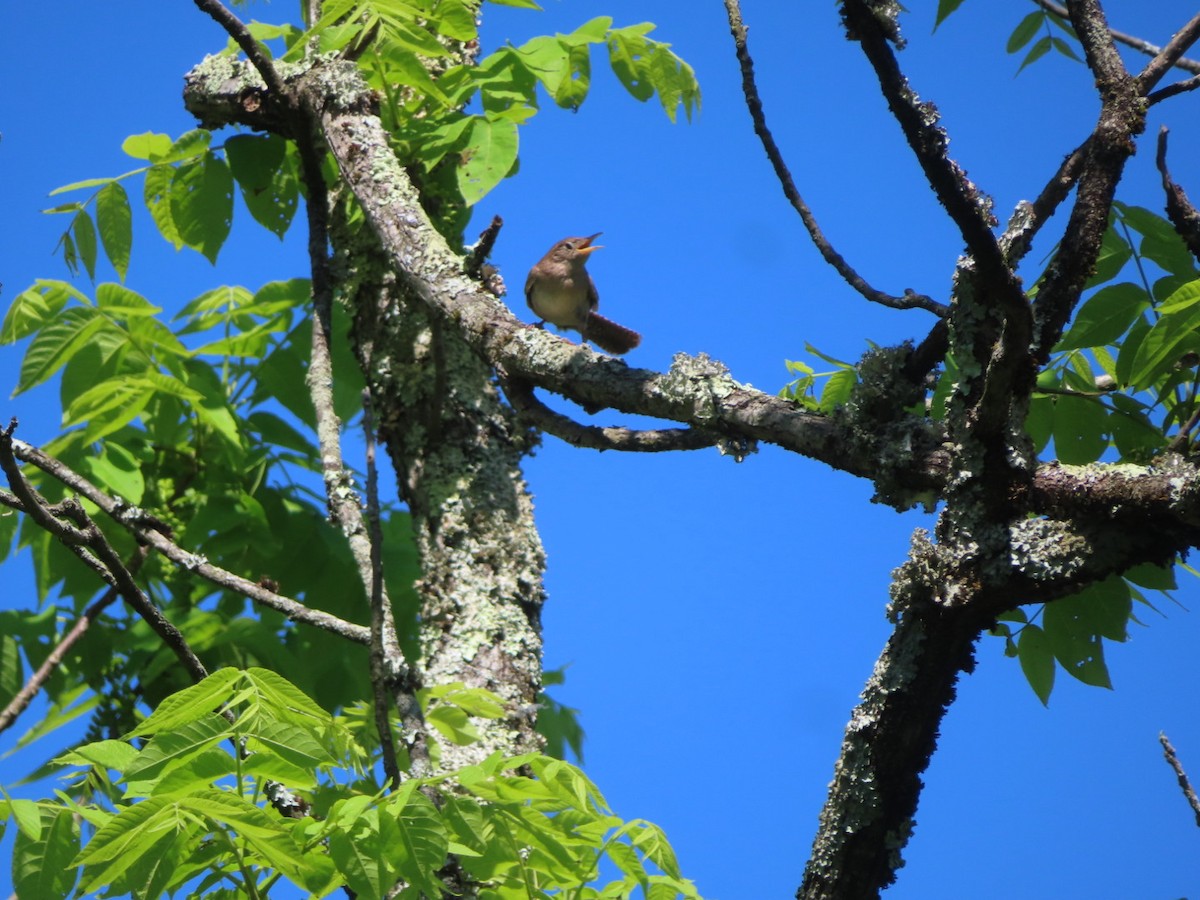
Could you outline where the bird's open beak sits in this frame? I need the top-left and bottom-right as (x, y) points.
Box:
(577, 232), (603, 255)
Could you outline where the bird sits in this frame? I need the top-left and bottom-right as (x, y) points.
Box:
(524, 233), (641, 355)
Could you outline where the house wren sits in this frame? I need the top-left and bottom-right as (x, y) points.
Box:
(524, 233), (641, 355)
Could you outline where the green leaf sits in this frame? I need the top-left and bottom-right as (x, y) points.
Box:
(515, 34), (571, 95)
(158, 128), (213, 164)
(1025, 394), (1054, 453)
(95, 182), (133, 281)
(607, 25), (662, 104)
(1056, 282), (1148, 351)
(14, 806), (79, 900)
(1124, 561), (1177, 590)
(428, 703), (482, 745)
(1050, 36), (1082, 62)
(57, 739), (140, 773)
(1084, 226), (1132, 289)
(96, 282), (160, 318)
(1, 280), (89, 344)
(123, 713), (231, 794)
(224, 133), (286, 190)
(648, 42), (700, 123)
(934, 0), (968, 30)
(457, 116), (518, 205)
(392, 791), (450, 897)
(1017, 624), (1055, 705)
(225, 134), (299, 238)
(1051, 394), (1109, 464)
(246, 719), (334, 771)
(1043, 594), (1114, 688)
(77, 441), (147, 504)
(1109, 394), (1163, 459)
(486, 0), (541, 7)
(329, 807), (402, 899)
(1006, 11), (1043, 53)
(169, 151), (234, 263)
(1157, 278), (1200, 315)
(1128, 305), (1200, 390)
(48, 176), (117, 196)
(72, 209), (97, 280)
(73, 797), (182, 892)
(8, 797), (43, 840)
(1016, 35), (1052, 74)
(16, 306), (108, 394)
(819, 368), (858, 412)
(122, 131), (174, 160)
(184, 790), (326, 890)
(242, 666), (333, 726)
(435, 0), (478, 41)
(129, 668), (242, 737)
(144, 163), (184, 249)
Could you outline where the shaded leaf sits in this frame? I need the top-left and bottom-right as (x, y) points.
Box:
(95, 182), (133, 280)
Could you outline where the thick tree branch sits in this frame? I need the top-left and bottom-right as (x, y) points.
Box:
(183, 58), (956, 496)
(1030, 0), (1143, 363)
(722, 0), (945, 317)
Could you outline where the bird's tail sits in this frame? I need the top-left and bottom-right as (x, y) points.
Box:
(585, 312), (641, 354)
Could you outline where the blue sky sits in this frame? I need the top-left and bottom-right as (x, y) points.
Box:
(3, 1), (1200, 898)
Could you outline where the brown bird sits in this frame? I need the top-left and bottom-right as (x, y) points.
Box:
(524, 233), (641, 355)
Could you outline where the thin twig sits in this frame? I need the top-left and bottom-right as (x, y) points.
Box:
(1159, 732), (1200, 827)
(502, 376), (723, 452)
(465, 215), (503, 279)
(1147, 73), (1200, 106)
(722, 0), (945, 317)
(192, 0), (288, 95)
(9, 436), (371, 644)
(1135, 11), (1200, 93)
(0, 548), (146, 735)
(364, 390), (402, 789)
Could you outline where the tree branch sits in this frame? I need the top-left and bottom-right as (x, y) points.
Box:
(1156, 127), (1200, 266)
(1030, 0), (1143, 362)
(1160, 732), (1200, 827)
(722, 0), (946, 317)
(191, 0), (288, 96)
(8, 436), (372, 645)
(1032, 0), (1200, 75)
(0, 423), (208, 683)
(501, 375), (725, 453)
(1134, 11), (1200, 94)
(838, 0), (1027, 326)
(0, 548), (145, 736)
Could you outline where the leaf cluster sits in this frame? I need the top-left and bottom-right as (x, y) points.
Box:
(2, 669), (700, 900)
(264, 2), (699, 207)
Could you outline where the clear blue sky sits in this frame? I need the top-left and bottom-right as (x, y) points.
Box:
(3, 2), (1200, 897)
